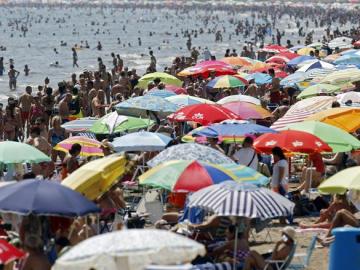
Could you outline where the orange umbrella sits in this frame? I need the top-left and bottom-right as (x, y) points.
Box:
(221, 57), (253, 67)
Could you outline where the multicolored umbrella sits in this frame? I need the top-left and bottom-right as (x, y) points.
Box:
(147, 143), (235, 167)
(139, 160), (237, 192)
(221, 164), (269, 186)
(305, 107), (360, 132)
(319, 167), (360, 194)
(221, 57), (253, 67)
(217, 94), (261, 105)
(254, 130), (332, 154)
(145, 89), (176, 98)
(280, 71), (307, 87)
(221, 101), (272, 119)
(207, 75), (246, 89)
(137, 72), (182, 89)
(0, 141), (51, 164)
(297, 60), (335, 72)
(89, 113), (154, 135)
(297, 83), (341, 99)
(165, 94), (214, 107)
(287, 55), (315, 68)
(54, 136), (103, 157)
(286, 121), (360, 153)
(168, 104), (240, 126)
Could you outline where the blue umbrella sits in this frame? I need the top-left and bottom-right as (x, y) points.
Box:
(192, 122), (277, 139)
(112, 131), (172, 152)
(280, 71), (307, 87)
(245, 73), (272, 85)
(334, 54), (360, 67)
(287, 55), (315, 68)
(145, 89), (176, 98)
(0, 179), (100, 217)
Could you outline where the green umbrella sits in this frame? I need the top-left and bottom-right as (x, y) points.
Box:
(297, 83), (341, 99)
(137, 72), (183, 89)
(286, 121), (360, 152)
(89, 113), (154, 135)
(0, 141), (51, 164)
(319, 166), (360, 194)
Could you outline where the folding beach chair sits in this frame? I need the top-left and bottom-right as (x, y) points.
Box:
(264, 243), (297, 270)
(288, 235), (317, 270)
(250, 218), (272, 243)
(136, 189), (164, 224)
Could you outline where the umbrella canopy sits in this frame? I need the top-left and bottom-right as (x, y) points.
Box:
(53, 136), (103, 157)
(164, 85), (187, 95)
(0, 141), (51, 164)
(165, 94), (214, 107)
(254, 130), (332, 154)
(192, 122), (277, 142)
(286, 121), (360, 153)
(318, 167), (360, 194)
(62, 155), (129, 200)
(61, 117), (97, 132)
(221, 101), (272, 119)
(244, 72), (272, 85)
(328, 37), (353, 49)
(320, 68), (360, 85)
(261, 44), (289, 53)
(305, 107), (360, 132)
(280, 71), (307, 87)
(297, 47), (315, 56)
(145, 89), (176, 98)
(266, 51), (299, 63)
(0, 240), (26, 264)
(217, 94), (261, 105)
(111, 131), (172, 152)
(333, 54), (360, 67)
(207, 75), (246, 89)
(53, 229), (205, 270)
(297, 83), (341, 99)
(0, 179), (100, 217)
(137, 72), (182, 89)
(289, 45), (306, 52)
(337, 91), (360, 104)
(139, 160), (237, 192)
(188, 181), (294, 219)
(221, 164), (269, 186)
(90, 113), (154, 135)
(115, 95), (179, 115)
(168, 104), (240, 126)
(221, 57), (253, 67)
(297, 60), (335, 72)
(147, 143), (235, 168)
(287, 55), (315, 67)
(178, 62), (236, 78)
(196, 60), (230, 67)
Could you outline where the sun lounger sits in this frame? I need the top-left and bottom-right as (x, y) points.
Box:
(288, 235), (317, 270)
(264, 243), (297, 270)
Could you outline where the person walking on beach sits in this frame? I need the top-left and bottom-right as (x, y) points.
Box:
(8, 64), (20, 90)
(72, 48), (79, 68)
(19, 86), (33, 132)
(0, 57), (4, 76)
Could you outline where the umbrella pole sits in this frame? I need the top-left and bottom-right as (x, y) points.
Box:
(85, 216), (89, 239)
(233, 221), (238, 270)
(309, 160), (313, 196)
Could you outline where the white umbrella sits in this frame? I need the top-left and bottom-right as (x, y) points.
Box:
(217, 94), (261, 105)
(53, 229), (205, 270)
(101, 112), (128, 134)
(337, 91), (360, 104)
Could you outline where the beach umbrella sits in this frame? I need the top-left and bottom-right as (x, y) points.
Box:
(307, 42), (324, 49)
(196, 60), (230, 67)
(188, 181), (294, 219)
(297, 60), (335, 72)
(111, 131), (172, 152)
(333, 54), (360, 67)
(304, 68), (335, 82)
(0, 141), (50, 164)
(280, 71), (307, 87)
(221, 101), (271, 119)
(318, 167), (360, 194)
(254, 130), (332, 154)
(244, 72), (272, 85)
(297, 47), (315, 56)
(145, 89), (176, 98)
(62, 155), (129, 200)
(305, 107), (360, 132)
(53, 229), (205, 270)
(323, 53), (341, 63)
(221, 164), (269, 187)
(164, 85), (187, 95)
(289, 45), (306, 52)
(266, 51), (299, 64)
(139, 160), (237, 192)
(320, 68), (360, 84)
(191, 122), (277, 142)
(206, 75), (246, 89)
(260, 44), (289, 53)
(221, 57), (253, 67)
(168, 104), (240, 126)
(137, 72), (182, 89)
(0, 239), (26, 264)
(177, 65), (236, 78)
(232, 74), (249, 85)
(328, 37), (353, 49)
(217, 94), (261, 105)
(61, 117), (97, 132)
(165, 94), (214, 107)
(286, 121), (360, 153)
(147, 143), (235, 167)
(296, 83), (341, 99)
(0, 179), (100, 217)
(53, 136), (103, 157)
(90, 113), (154, 135)
(287, 55), (315, 68)
(115, 95), (179, 117)
(337, 91), (360, 104)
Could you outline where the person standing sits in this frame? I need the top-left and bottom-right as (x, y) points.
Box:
(232, 137), (259, 170)
(271, 147), (289, 195)
(8, 64), (20, 90)
(72, 48), (79, 68)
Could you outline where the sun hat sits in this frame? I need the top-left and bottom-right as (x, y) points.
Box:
(281, 226), (296, 241)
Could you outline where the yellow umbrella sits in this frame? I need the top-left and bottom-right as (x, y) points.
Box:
(320, 68), (360, 85)
(62, 155), (130, 200)
(306, 107), (360, 132)
(297, 47), (315, 56)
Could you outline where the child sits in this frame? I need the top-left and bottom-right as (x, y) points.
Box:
(24, 64), (30, 76)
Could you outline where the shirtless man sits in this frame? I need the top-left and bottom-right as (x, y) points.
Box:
(91, 90), (106, 118)
(27, 126), (52, 156)
(118, 71), (130, 99)
(8, 64), (20, 90)
(19, 86), (34, 130)
(93, 71), (105, 91)
(58, 93), (72, 123)
(111, 80), (122, 100)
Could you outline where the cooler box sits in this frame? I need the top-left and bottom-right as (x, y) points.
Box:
(329, 227), (360, 270)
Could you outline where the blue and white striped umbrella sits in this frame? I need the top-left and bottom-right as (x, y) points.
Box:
(111, 131), (172, 152)
(115, 95), (179, 113)
(145, 89), (177, 98)
(280, 72), (307, 87)
(188, 181), (294, 219)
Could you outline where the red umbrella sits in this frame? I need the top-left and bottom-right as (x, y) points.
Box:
(232, 75), (249, 85)
(0, 239), (26, 264)
(261, 44), (289, 54)
(195, 60), (231, 68)
(254, 130), (332, 154)
(354, 40), (360, 48)
(165, 85), (188, 95)
(178, 66), (236, 78)
(266, 51), (299, 64)
(168, 104), (241, 125)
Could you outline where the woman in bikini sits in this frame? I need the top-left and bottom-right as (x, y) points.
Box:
(29, 96), (44, 126)
(48, 116), (68, 163)
(3, 105), (18, 141)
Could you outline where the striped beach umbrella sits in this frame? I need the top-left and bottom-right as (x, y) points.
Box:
(188, 181), (294, 219)
(207, 75), (246, 89)
(54, 136), (103, 157)
(221, 164), (269, 187)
